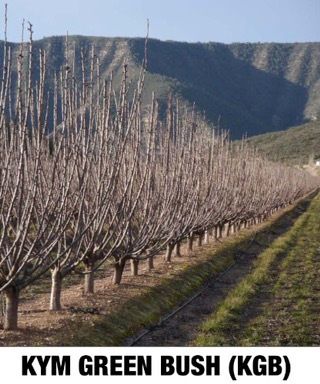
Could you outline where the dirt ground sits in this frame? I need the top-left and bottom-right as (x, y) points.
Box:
(0, 197), (311, 347)
(131, 251), (259, 346)
(0, 240), (220, 346)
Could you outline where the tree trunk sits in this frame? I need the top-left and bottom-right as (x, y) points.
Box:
(174, 241), (181, 257)
(148, 256), (154, 271)
(165, 242), (174, 262)
(225, 223), (231, 237)
(84, 259), (95, 294)
(197, 232), (203, 247)
(229, 223), (235, 235)
(187, 233), (194, 252)
(217, 225), (223, 239)
(50, 266), (62, 311)
(4, 285), (19, 331)
(130, 259), (139, 276)
(204, 230), (210, 244)
(213, 226), (218, 241)
(113, 258), (126, 285)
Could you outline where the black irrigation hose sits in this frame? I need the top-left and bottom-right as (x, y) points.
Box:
(128, 231), (258, 346)
(128, 260), (237, 346)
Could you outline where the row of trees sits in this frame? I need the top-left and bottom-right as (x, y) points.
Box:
(0, 20), (319, 330)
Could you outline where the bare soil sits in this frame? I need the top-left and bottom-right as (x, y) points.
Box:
(0, 197), (311, 347)
(0, 240), (223, 346)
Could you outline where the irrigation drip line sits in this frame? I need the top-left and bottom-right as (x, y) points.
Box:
(128, 231), (258, 346)
(128, 259), (237, 346)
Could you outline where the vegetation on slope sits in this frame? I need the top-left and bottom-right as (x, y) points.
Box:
(244, 120), (320, 166)
(129, 39), (320, 138)
(1, 36), (320, 138)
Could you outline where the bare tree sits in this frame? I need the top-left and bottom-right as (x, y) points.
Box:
(0, 7), (319, 330)
(0, 22), (89, 327)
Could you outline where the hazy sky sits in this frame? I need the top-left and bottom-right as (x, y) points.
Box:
(3, 0), (320, 43)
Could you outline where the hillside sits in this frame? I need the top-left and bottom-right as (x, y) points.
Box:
(131, 39), (320, 138)
(1, 37), (320, 138)
(244, 120), (320, 166)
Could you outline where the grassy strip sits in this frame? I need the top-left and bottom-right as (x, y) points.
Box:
(53, 194), (315, 346)
(238, 201), (320, 346)
(192, 193), (320, 346)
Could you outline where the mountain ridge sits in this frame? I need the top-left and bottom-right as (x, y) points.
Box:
(1, 36), (320, 139)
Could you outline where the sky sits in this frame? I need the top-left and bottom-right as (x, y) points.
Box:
(2, 0), (320, 44)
